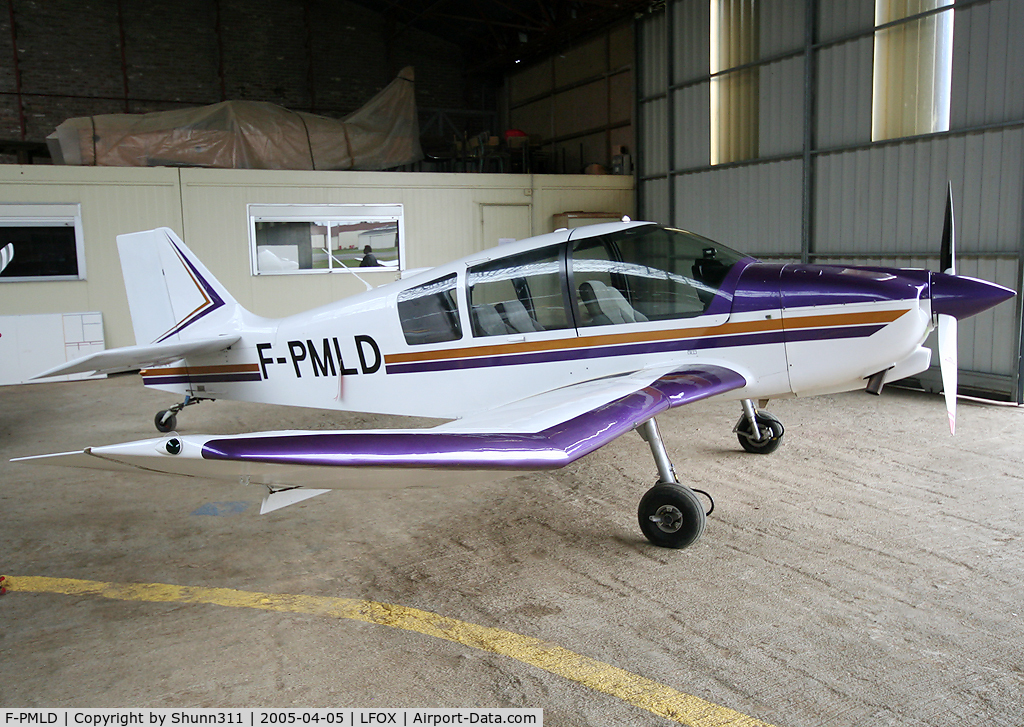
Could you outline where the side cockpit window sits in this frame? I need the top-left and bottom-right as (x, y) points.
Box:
(572, 225), (745, 327)
(397, 274), (462, 345)
(468, 245), (570, 337)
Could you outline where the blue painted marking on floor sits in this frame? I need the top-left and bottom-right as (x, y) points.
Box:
(191, 501), (251, 517)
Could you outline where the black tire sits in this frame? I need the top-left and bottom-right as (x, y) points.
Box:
(736, 410), (784, 454)
(154, 410), (177, 433)
(638, 483), (707, 549)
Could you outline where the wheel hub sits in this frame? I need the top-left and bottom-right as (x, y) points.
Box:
(649, 505), (684, 533)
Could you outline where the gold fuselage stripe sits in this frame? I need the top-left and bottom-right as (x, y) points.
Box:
(385, 308), (910, 365)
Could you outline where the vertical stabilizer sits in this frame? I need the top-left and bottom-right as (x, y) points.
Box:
(118, 228), (239, 345)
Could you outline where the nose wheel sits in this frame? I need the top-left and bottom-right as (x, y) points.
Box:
(734, 399), (784, 454)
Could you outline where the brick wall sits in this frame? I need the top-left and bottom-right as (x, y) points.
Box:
(0, 0), (479, 158)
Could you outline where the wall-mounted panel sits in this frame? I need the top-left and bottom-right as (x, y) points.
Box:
(675, 160), (803, 256)
(641, 97), (670, 177)
(642, 178), (670, 225)
(759, 56), (805, 156)
(760, 0), (806, 56)
(951, 0), (1024, 129)
(671, 0), (710, 83)
(673, 83), (712, 169)
(817, 0), (873, 43)
(815, 129), (1024, 256)
(640, 11), (668, 97)
(815, 38), (873, 149)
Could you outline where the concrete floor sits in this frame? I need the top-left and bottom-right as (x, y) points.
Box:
(1, 374), (1022, 726)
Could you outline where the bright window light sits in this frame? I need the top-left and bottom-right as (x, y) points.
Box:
(872, 0), (955, 141)
(710, 0), (760, 165)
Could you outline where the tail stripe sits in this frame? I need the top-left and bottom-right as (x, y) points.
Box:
(155, 241), (227, 342)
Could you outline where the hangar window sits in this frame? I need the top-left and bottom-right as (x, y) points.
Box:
(398, 274), (462, 345)
(710, 0), (759, 165)
(0, 204), (86, 282)
(248, 203), (403, 275)
(872, 0), (954, 141)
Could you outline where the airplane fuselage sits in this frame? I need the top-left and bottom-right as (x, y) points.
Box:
(142, 222), (938, 420)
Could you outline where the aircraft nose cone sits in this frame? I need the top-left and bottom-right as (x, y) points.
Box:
(931, 272), (1015, 319)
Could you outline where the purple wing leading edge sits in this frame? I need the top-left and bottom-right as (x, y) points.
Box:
(199, 365), (747, 471)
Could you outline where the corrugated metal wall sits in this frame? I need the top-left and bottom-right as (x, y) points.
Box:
(0, 167), (632, 350)
(637, 0), (1024, 401)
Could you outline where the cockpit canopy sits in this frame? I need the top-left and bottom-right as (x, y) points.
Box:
(398, 224), (750, 345)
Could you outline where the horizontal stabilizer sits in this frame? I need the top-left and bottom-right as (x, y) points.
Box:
(260, 488), (332, 514)
(33, 335), (240, 379)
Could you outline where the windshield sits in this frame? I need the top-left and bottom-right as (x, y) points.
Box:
(572, 225), (746, 325)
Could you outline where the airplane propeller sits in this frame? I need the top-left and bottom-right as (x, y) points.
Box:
(937, 183), (957, 435)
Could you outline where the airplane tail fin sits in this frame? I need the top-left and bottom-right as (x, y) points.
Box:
(118, 228), (240, 345)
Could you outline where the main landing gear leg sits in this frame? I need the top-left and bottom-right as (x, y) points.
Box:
(734, 399), (784, 454)
(154, 395), (211, 433)
(635, 417), (708, 549)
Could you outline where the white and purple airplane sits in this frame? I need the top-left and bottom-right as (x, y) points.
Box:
(15, 189), (1014, 548)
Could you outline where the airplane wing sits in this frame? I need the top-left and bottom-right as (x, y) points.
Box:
(32, 335), (241, 379)
(14, 363), (746, 509)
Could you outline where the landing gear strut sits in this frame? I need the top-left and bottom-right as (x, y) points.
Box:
(636, 418), (708, 549)
(734, 399), (784, 454)
(154, 395), (210, 432)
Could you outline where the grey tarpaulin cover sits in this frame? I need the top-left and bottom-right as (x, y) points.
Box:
(47, 68), (422, 170)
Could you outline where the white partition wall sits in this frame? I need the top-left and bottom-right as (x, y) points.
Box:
(637, 0), (1024, 401)
(0, 167), (632, 351)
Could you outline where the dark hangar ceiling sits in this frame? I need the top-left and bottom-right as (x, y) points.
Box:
(357, 0), (658, 73)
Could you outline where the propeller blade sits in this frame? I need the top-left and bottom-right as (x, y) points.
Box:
(940, 181), (955, 274)
(938, 182), (958, 435)
(937, 313), (958, 435)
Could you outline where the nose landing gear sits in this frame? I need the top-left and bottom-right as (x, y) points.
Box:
(734, 399), (784, 454)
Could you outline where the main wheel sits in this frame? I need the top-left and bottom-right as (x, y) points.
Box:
(736, 410), (784, 454)
(154, 410), (177, 433)
(638, 483), (707, 549)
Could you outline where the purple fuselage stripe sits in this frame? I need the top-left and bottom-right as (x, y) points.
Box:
(200, 365), (747, 470)
(143, 373), (263, 386)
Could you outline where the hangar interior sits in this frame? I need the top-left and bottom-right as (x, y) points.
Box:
(1, 0), (1021, 400)
(2, 1), (1024, 724)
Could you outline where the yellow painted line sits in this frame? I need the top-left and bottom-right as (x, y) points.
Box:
(4, 575), (775, 727)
